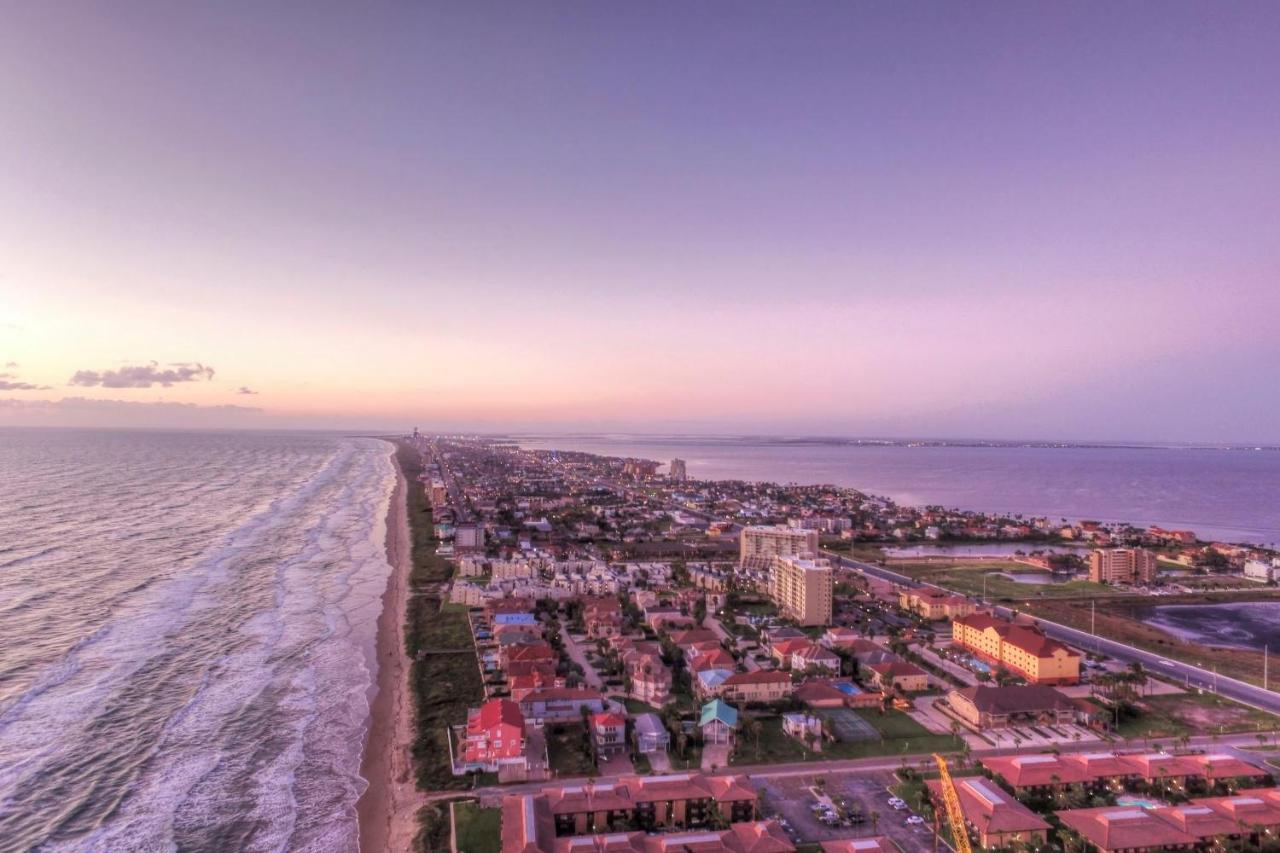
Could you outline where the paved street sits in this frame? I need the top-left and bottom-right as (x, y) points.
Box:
(561, 631), (604, 689)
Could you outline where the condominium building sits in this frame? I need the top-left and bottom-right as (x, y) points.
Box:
(1088, 548), (1157, 585)
(668, 458), (688, 482)
(740, 525), (819, 570)
(768, 555), (832, 626)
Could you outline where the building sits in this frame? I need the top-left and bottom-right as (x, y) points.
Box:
(947, 684), (1081, 729)
(866, 660), (928, 693)
(898, 589), (976, 620)
(951, 612), (1081, 685)
(459, 699), (526, 772)
(719, 670), (793, 704)
(503, 772), (759, 841)
(700, 699), (739, 745)
(1245, 558), (1280, 583)
(455, 522), (485, 551)
(633, 713), (670, 753)
(769, 555), (833, 626)
(1056, 806), (1196, 853)
(503, 791), (791, 853)
(1089, 548), (1158, 585)
(979, 750), (1263, 792)
(781, 713), (824, 751)
(519, 688), (607, 723)
(925, 775), (1050, 849)
(626, 652), (673, 705)
(591, 712), (627, 754)
(795, 678), (883, 710)
(739, 525), (819, 570)
(669, 458), (688, 482)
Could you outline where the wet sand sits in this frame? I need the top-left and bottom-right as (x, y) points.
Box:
(356, 451), (419, 852)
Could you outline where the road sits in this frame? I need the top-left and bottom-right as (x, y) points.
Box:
(823, 550), (1280, 717)
(433, 728), (1280, 806)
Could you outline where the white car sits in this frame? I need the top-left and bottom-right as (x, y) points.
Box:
(888, 797), (906, 807)
(906, 815), (926, 825)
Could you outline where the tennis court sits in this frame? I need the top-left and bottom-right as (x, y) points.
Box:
(818, 708), (879, 742)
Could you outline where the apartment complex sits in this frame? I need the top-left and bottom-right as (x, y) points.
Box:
(739, 525), (819, 570)
(952, 613), (1081, 685)
(1088, 548), (1157, 585)
(668, 458), (688, 482)
(502, 772), (760, 841)
(768, 555), (833, 626)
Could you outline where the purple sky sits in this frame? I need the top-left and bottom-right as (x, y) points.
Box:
(2, 3), (1279, 440)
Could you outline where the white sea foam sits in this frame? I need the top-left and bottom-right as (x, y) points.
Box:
(0, 432), (396, 851)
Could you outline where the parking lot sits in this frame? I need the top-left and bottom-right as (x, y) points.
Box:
(753, 771), (938, 853)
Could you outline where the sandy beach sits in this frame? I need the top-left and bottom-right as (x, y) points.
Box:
(356, 452), (420, 852)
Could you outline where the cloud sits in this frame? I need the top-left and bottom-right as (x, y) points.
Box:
(237, 386), (259, 395)
(4, 362), (17, 368)
(0, 368), (51, 391)
(68, 361), (216, 388)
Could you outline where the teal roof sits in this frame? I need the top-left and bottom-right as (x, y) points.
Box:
(699, 699), (738, 728)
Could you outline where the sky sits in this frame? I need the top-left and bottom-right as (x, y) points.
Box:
(1, 2), (1278, 441)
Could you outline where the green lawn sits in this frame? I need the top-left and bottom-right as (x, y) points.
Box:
(547, 723), (598, 776)
(730, 710), (963, 766)
(453, 801), (501, 853)
(892, 561), (1117, 601)
(614, 696), (662, 715)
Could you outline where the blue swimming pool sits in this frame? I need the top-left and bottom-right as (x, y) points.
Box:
(1116, 796), (1162, 809)
(834, 682), (863, 695)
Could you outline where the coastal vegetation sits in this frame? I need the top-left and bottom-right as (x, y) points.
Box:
(395, 442), (484, 795)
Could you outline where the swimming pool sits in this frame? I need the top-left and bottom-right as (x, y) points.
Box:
(1116, 796), (1163, 809)
(834, 682), (863, 695)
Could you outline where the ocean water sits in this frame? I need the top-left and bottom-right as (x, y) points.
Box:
(0, 429), (395, 852)
(514, 435), (1280, 545)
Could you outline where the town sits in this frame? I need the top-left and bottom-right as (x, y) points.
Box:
(404, 433), (1280, 853)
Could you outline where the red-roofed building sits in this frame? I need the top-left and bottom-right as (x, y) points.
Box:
(952, 613), (1081, 685)
(720, 670), (793, 704)
(866, 660), (928, 693)
(925, 776), (1050, 849)
(1056, 806), (1195, 853)
(460, 698), (526, 772)
(591, 712), (627, 754)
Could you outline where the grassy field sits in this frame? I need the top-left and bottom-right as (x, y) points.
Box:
(1024, 597), (1274, 688)
(1117, 691), (1280, 740)
(394, 441), (486, 794)
(453, 801), (502, 853)
(730, 709), (962, 766)
(890, 560), (1116, 601)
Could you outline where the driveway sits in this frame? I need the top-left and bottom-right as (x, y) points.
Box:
(562, 632), (604, 689)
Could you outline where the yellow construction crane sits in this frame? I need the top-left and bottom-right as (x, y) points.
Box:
(933, 753), (973, 853)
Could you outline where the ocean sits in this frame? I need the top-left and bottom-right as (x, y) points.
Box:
(514, 435), (1280, 545)
(0, 429), (395, 852)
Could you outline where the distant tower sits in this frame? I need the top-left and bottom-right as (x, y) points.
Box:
(412, 426), (420, 438)
(669, 458), (688, 482)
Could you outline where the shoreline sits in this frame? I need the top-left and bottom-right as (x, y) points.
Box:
(356, 444), (419, 852)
